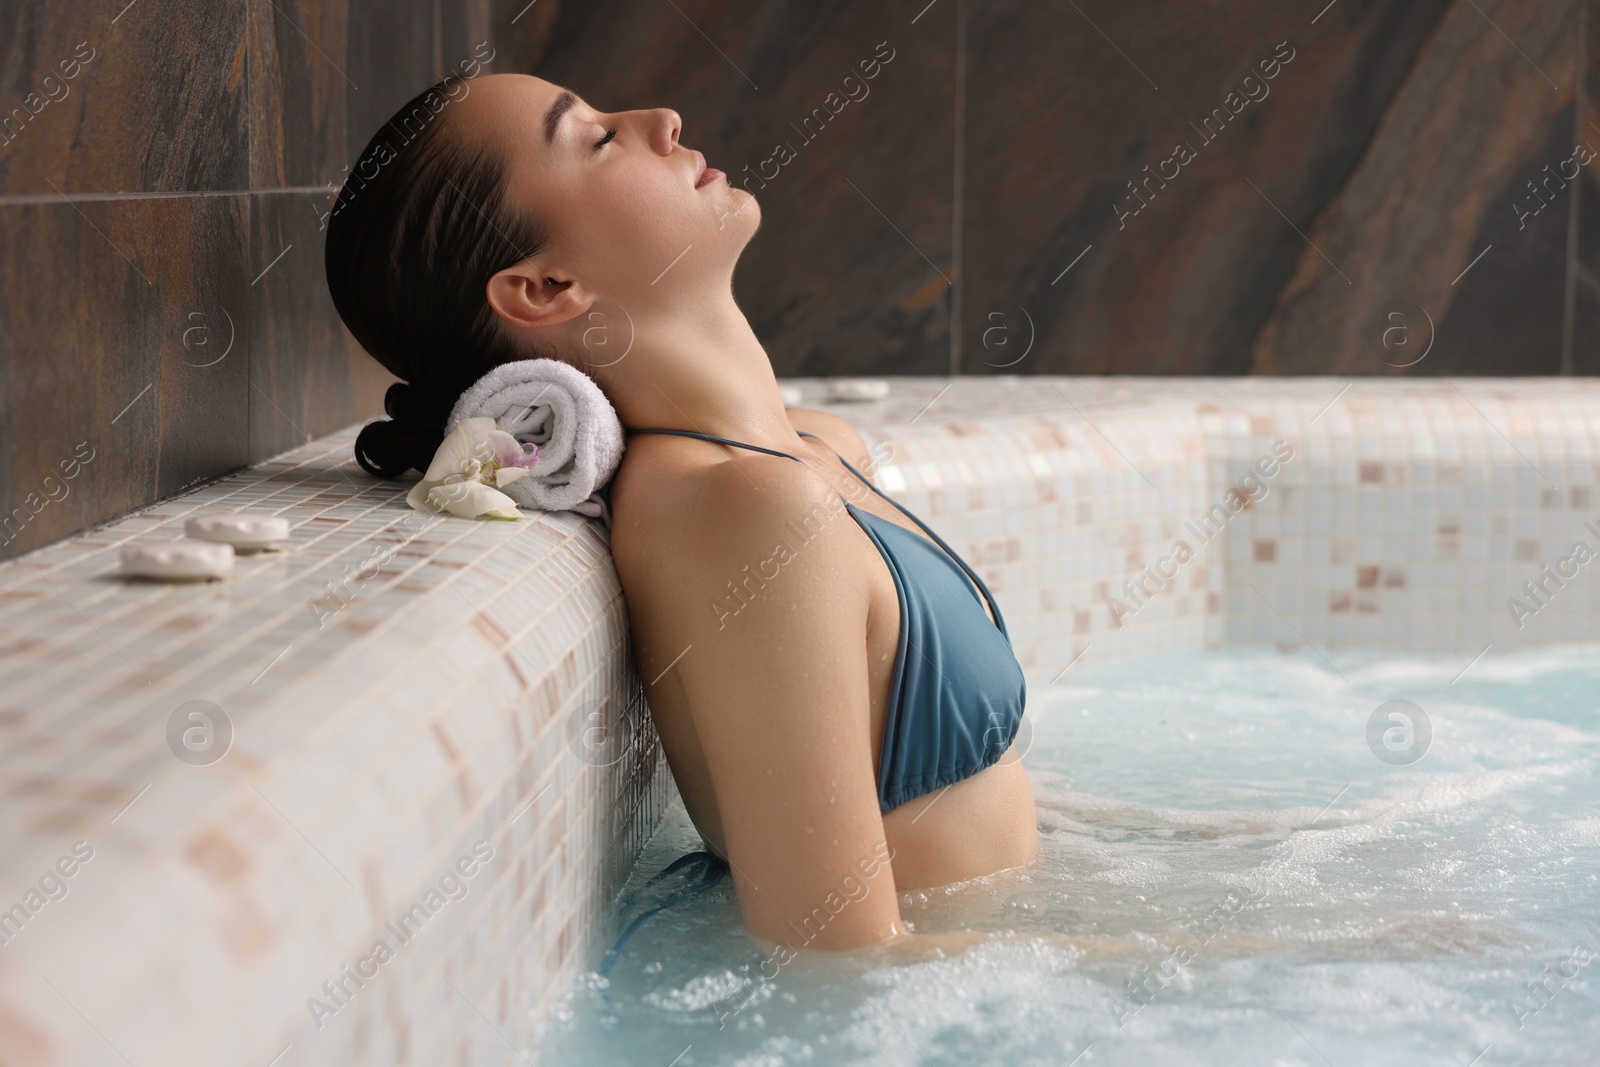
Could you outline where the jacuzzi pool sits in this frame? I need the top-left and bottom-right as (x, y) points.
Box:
(543, 642), (1600, 1066)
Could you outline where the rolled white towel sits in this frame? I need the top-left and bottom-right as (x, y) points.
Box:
(444, 359), (625, 522)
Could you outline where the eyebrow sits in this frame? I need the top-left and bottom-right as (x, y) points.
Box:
(543, 90), (577, 144)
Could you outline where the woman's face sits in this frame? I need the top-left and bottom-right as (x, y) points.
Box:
(458, 74), (758, 315)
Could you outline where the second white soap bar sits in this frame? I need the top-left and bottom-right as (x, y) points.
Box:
(185, 514), (291, 549)
(122, 541), (235, 581)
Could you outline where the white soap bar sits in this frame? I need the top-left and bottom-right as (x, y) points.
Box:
(185, 514), (290, 549)
(122, 540), (235, 581)
(778, 384), (804, 408)
(823, 378), (890, 402)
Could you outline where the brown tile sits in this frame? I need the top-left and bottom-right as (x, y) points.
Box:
(345, 0), (436, 168)
(1254, 2), (1576, 374)
(1413, 98), (1574, 377)
(246, 0), (350, 189)
(0, 0), (248, 195)
(0, 194), (251, 561)
(247, 191), (392, 464)
(964, 1), (1455, 374)
(1566, 0), (1600, 374)
(437, 0), (496, 83)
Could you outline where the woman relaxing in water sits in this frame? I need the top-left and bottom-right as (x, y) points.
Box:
(324, 72), (1046, 959)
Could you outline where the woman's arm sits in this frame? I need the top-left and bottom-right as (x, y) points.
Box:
(657, 456), (906, 952)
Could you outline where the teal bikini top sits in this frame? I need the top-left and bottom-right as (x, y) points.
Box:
(625, 427), (1027, 814)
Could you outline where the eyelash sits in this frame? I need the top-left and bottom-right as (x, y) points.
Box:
(594, 126), (617, 150)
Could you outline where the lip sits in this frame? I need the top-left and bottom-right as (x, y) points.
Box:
(692, 150), (723, 189)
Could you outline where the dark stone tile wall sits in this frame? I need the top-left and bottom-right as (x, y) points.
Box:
(0, 194), (252, 551)
(0, 1), (250, 195)
(970, 0), (1591, 378)
(0, 0), (1593, 561)
(1249, 1), (1584, 376)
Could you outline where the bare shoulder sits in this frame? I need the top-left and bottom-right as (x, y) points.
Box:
(608, 433), (859, 608)
(784, 407), (876, 482)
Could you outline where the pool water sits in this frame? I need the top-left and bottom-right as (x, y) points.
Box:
(539, 643), (1600, 1066)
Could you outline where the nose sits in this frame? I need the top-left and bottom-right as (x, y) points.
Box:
(648, 107), (682, 155)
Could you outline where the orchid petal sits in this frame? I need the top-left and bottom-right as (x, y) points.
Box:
(424, 479), (522, 520)
(416, 417), (499, 484)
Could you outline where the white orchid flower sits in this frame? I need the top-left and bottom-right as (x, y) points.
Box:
(405, 416), (540, 520)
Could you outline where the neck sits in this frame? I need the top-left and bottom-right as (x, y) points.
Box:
(586, 286), (800, 449)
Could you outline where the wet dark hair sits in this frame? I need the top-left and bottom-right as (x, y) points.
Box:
(326, 77), (555, 478)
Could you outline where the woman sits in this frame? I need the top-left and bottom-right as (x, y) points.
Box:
(325, 73), (1039, 959)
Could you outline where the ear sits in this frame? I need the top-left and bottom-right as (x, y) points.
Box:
(485, 261), (594, 330)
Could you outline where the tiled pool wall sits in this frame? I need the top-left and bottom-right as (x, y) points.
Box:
(1, 376), (1596, 1067)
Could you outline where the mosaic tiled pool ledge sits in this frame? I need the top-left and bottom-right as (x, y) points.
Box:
(0, 434), (669, 1067)
(1, 375), (1597, 1066)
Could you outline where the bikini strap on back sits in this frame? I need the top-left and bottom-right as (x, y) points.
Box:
(627, 427), (804, 463)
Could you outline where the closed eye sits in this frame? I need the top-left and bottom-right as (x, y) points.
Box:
(594, 126), (617, 150)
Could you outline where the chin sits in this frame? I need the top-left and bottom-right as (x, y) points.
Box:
(710, 186), (760, 237)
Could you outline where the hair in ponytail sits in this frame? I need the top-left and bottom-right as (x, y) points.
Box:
(325, 77), (558, 478)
